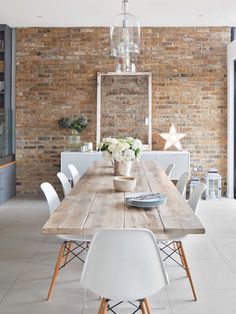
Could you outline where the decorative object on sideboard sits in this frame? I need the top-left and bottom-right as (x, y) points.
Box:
(204, 168), (222, 200)
(58, 116), (88, 151)
(110, 0), (140, 72)
(97, 73), (152, 150)
(159, 123), (186, 150)
(98, 137), (142, 176)
(189, 176), (201, 196)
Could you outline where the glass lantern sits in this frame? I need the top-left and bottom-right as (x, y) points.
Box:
(189, 176), (200, 195)
(110, 0), (140, 72)
(205, 168), (222, 200)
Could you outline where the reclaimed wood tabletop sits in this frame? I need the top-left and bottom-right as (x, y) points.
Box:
(41, 160), (205, 240)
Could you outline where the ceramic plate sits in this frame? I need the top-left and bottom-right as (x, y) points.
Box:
(125, 192), (163, 203)
(126, 195), (167, 208)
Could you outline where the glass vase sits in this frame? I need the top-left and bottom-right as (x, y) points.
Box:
(68, 130), (81, 151)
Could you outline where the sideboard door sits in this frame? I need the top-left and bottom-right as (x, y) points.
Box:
(61, 152), (103, 178)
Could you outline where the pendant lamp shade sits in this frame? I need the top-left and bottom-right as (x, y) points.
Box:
(110, 0), (140, 58)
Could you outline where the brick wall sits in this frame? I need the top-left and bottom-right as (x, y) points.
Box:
(16, 27), (230, 194)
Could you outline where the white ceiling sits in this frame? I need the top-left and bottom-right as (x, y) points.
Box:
(1, 0), (236, 27)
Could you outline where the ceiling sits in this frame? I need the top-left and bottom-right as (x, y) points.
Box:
(1, 0), (236, 27)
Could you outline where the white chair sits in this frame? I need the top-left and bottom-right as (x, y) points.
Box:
(159, 182), (206, 301)
(40, 182), (91, 300)
(57, 172), (71, 197)
(165, 163), (175, 178)
(68, 163), (81, 186)
(176, 172), (191, 198)
(81, 228), (169, 314)
(188, 183), (206, 214)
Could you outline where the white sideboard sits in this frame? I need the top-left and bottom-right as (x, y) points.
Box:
(61, 151), (190, 180)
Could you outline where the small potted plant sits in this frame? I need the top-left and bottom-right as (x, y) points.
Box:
(58, 116), (88, 150)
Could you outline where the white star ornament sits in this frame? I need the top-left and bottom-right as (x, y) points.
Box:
(160, 123), (186, 150)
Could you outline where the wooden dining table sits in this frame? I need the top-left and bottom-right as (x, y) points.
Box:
(41, 160), (205, 240)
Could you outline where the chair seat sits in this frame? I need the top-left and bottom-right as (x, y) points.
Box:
(56, 234), (93, 242)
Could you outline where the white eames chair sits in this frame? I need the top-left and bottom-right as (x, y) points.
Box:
(159, 182), (206, 301)
(81, 228), (169, 314)
(176, 172), (191, 198)
(165, 163), (175, 178)
(40, 182), (91, 300)
(57, 172), (71, 197)
(188, 183), (207, 214)
(68, 163), (81, 186)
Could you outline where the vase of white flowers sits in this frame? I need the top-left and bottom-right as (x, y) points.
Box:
(114, 160), (132, 176)
(98, 137), (143, 176)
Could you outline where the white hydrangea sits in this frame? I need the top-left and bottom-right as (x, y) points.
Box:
(108, 144), (118, 153)
(102, 150), (112, 161)
(111, 151), (123, 161)
(99, 136), (143, 162)
(117, 142), (129, 152)
(123, 149), (135, 161)
(132, 139), (142, 150)
(110, 138), (118, 145)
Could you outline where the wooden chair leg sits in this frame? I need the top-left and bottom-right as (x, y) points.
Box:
(179, 242), (197, 301)
(98, 298), (106, 314)
(140, 300), (148, 314)
(175, 241), (185, 267)
(47, 242), (66, 301)
(63, 241), (73, 266)
(99, 298), (108, 314)
(144, 298), (152, 314)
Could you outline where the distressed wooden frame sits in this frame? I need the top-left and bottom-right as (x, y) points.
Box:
(96, 72), (152, 150)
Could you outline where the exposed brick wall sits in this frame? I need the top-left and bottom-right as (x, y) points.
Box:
(16, 27), (230, 194)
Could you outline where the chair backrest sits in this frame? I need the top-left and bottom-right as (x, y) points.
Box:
(40, 182), (60, 215)
(165, 163), (175, 178)
(57, 172), (71, 197)
(68, 164), (80, 186)
(176, 172), (191, 197)
(188, 183), (206, 213)
(165, 164), (175, 178)
(81, 228), (169, 301)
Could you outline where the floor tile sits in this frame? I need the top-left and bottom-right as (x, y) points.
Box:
(168, 289), (236, 314)
(0, 196), (236, 314)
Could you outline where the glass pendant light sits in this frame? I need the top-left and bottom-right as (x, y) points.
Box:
(110, 0), (140, 72)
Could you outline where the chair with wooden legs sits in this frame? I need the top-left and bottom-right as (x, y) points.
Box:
(176, 172), (191, 198)
(165, 163), (175, 179)
(81, 228), (169, 314)
(40, 182), (91, 300)
(68, 163), (81, 186)
(57, 172), (71, 197)
(159, 183), (206, 301)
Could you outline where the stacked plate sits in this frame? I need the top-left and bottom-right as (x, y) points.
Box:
(125, 192), (167, 209)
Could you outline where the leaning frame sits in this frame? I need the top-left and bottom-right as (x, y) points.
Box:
(96, 72), (152, 150)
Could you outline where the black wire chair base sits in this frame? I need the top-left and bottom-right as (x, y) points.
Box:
(158, 240), (198, 301)
(104, 299), (145, 314)
(159, 240), (187, 271)
(59, 240), (89, 270)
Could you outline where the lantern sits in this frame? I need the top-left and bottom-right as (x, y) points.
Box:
(205, 168), (222, 200)
(189, 176), (201, 195)
(110, 0), (140, 72)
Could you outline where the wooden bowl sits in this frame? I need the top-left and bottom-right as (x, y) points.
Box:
(113, 176), (136, 192)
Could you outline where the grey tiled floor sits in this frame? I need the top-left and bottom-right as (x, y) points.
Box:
(0, 196), (236, 313)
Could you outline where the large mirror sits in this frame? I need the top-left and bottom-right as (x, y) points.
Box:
(96, 72), (152, 149)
